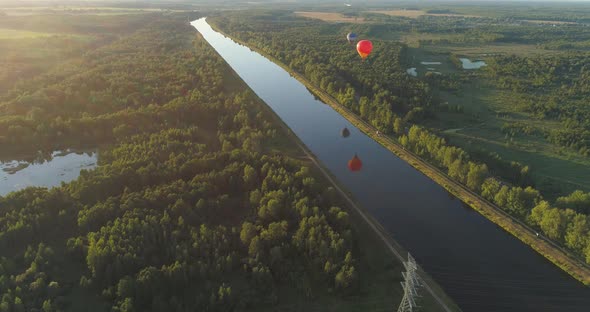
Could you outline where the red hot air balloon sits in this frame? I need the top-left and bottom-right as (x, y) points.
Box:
(356, 40), (373, 60)
(348, 154), (363, 172)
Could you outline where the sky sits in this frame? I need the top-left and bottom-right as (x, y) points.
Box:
(1, 0), (590, 5)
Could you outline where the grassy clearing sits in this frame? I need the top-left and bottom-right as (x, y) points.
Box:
(366, 9), (481, 19)
(295, 8), (581, 27)
(294, 12), (365, 23)
(405, 44), (590, 196)
(446, 85), (590, 195)
(426, 43), (563, 57)
(295, 9), (481, 24)
(430, 82), (590, 195)
(366, 9), (426, 19)
(403, 32), (563, 56)
(0, 6), (189, 16)
(525, 19), (580, 25)
(404, 47), (459, 75)
(447, 132), (590, 193)
(0, 28), (84, 39)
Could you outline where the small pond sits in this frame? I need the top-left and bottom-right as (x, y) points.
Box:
(460, 58), (487, 69)
(0, 150), (97, 196)
(406, 67), (418, 77)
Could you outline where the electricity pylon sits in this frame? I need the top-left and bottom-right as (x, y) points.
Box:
(397, 253), (422, 312)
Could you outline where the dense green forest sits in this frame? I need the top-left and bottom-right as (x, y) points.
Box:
(0, 14), (211, 156)
(209, 11), (590, 266)
(0, 14), (410, 312)
(485, 54), (590, 155)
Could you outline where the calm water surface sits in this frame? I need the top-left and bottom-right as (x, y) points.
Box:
(460, 58), (487, 69)
(192, 18), (590, 312)
(0, 150), (97, 196)
(406, 67), (418, 77)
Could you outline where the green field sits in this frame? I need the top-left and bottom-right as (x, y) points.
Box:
(431, 84), (590, 193)
(0, 28), (76, 39)
(409, 41), (590, 197)
(0, 13), (153, 93)
(0, 6), (190, 16)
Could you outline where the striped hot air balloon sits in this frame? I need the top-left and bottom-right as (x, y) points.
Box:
(347, 32), (357, 44)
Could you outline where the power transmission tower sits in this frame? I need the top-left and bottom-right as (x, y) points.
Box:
(397, 253), (422, 312)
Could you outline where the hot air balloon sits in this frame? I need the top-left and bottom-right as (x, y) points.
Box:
(356, 40), (373, 60)
(341, 127), (350, 138)
(348, 154), (362, 172)
(346, 32), (357, 44)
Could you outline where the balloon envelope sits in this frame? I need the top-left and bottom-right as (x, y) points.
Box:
(348, 154), (362, 172)
(356, 40), (373, 59)
(347, 32), (357, 43)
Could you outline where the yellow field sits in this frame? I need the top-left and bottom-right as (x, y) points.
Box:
(366, 9), (426, 18)
(524, 19), (579, 25)
(297, 9), (483, 21)
(0, 7), (186, 16)
(366, 9), (482, 19)
(367, 10), (579, 25)
(0, 28), (58, 39)
(294, 11), (365, 23)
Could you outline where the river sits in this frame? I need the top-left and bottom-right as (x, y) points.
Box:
(191, 18), (590, 312)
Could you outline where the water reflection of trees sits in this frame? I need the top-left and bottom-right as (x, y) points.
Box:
(0, 149), (97, 165)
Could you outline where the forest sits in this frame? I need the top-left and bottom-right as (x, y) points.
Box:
(485, 54), (590, 155)
(209, 10), (590, 267)
(0, 14), (149, 95)
(0, 13), (402, 312)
